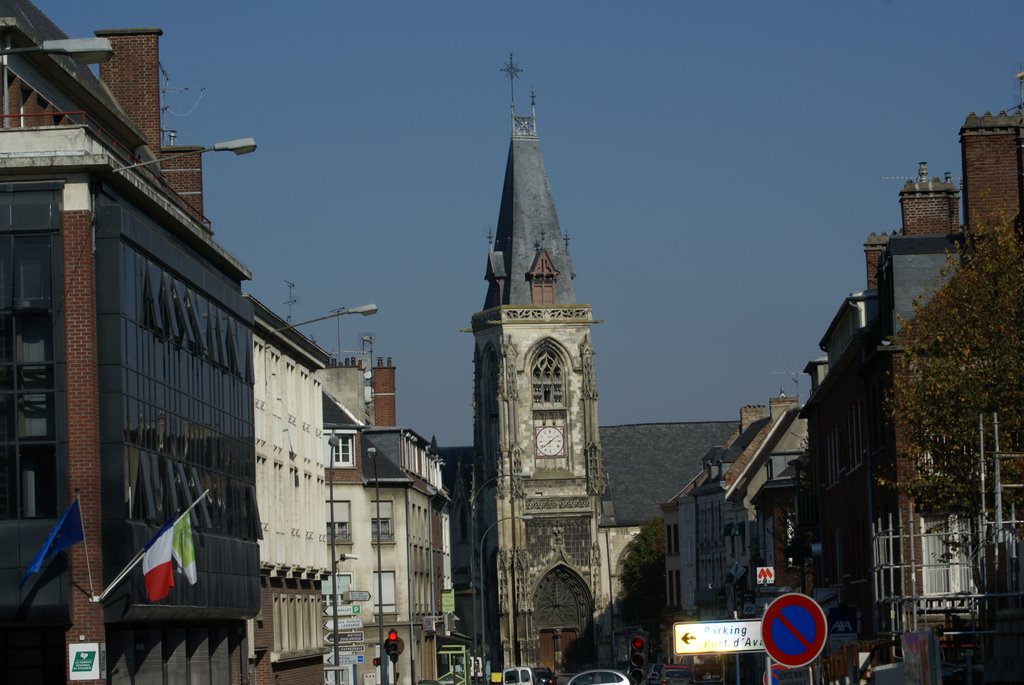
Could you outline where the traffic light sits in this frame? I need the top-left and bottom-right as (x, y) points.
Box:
(628, 636), (645, 685)
(385, 629), (400, 663)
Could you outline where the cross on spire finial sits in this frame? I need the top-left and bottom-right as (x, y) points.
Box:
(501, 51), (522, 109)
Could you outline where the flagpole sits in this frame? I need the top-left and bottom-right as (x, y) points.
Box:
(75, 491), (97, 598)
(92, 489), (210, 603)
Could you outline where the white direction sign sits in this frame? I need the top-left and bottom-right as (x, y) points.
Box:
(333, 617), (363, 630)
(673, 619), (764, 655)
(344, 590), (371, 602)
(326, 654), (364, 665)
(323, 604), (361, 616)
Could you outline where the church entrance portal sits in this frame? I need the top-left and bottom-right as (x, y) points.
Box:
(532, 567), (592, 672)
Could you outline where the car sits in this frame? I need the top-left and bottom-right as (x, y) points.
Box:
(502, 667), (534, 685)
(533, 667), (557, 685)
(659, 665), (692, 685)
(645, 664), (664, 685)
(565, 670), (631, 685)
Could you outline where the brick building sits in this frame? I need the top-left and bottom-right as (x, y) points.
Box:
(0, 2), (259, 681)
(801, 110), (1024, 641)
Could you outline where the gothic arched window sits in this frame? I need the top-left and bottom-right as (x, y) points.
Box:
(532, 347), (563, 405)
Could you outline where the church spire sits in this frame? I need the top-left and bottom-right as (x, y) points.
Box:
(484, 60), (575, 309)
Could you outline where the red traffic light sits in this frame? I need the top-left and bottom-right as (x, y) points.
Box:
(373, 658), (381, 667)
(631, 637), (644, 650)
(387, 629), (399, 641)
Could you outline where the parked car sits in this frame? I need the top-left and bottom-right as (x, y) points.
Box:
(565, 670), (630, 685)
(503, 667), (534, 685)
(533, 667), (556, 685)
(659, 665), (692, 685)
(645, 664), (664, 685)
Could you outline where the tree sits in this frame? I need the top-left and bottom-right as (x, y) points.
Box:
(619, 517), (666, 631)
(890, 218), (1024, 517)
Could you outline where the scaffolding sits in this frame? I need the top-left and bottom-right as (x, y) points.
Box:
(870, 413), (1024, 664)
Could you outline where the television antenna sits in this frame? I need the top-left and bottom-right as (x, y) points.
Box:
(771, 371), (802, 402)
(284, 280), (299, 323)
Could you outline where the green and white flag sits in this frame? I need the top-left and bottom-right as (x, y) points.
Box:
(172, 515), (197, 584)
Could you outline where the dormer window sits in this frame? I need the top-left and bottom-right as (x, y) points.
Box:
(527, 249), (559, 305)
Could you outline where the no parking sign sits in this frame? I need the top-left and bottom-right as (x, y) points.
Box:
(760, 593), (828, 669)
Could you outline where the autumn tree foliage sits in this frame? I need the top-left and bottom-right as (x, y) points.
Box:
(890, 218), (1024, 517)
(619, 517), (665, 630)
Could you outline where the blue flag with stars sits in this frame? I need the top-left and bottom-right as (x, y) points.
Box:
(21, 499), (85, 586)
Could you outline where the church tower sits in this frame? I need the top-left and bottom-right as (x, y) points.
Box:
(471, 71), (607, 672)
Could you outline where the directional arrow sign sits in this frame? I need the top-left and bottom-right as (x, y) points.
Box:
(323, 604), (361, 616)
(673, 619), (763, 655)
(326, 654), (364, 665)
(343, 590), (371, 602)
(333, 617), (363, 630)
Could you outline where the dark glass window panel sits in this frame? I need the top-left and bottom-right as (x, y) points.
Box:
(158, 274), (175, 341)
(141, 266), (158, 333)
(124, 444), (140, 519)
(172, 283), (188, 347)
(18, 392), (54, 439)
(0, 443), (14, 519)
(148, 263), (164, 334)
(0, 238), (11, 311)
(19, 444), (56, 518)
(12, 237), (51, 310)
(0, 364), (12, 391)
(16, 314), (52, 363)
(164, 457), (180, 513)
(10, 189), (57, 230)
(18, 364), (52, 390)
(224, 318), (238, 376)
(139, 450), (157, 522)
(0, 394), (12, 442)
(185, 290), (204, 356)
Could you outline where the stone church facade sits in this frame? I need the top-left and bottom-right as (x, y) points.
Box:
(471, 102), (623, 672)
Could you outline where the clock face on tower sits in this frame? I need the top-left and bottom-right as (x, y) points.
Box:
(535, 425), (565, 456)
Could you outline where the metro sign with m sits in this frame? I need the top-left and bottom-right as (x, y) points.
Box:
(756, 567), (775, 585)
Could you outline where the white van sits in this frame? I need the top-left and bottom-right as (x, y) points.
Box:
(502, 667), (534, 685)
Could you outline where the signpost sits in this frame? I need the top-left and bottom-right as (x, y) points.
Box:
(327, 654), (365, 665)
(344, 590), (371, 602)
(324, 603), (362, 616)
(672, 619), (763, 655)
(762, 663), (787, 685)
(756, 567), (776, 585)
(761, 593), (828, 669)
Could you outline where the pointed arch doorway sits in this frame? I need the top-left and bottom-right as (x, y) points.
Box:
(533, 566), (593, 673)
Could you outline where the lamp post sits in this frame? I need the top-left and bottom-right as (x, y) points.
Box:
(319, 304), (377, 683)
(479, 514), (533, 672)
(469, 472), (527, 668)
(111, 137), (257, 172)
(370, 446), (389, 685)
(2, 37), (113, 128)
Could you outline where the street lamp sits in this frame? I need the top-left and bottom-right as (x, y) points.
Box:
(273, 304), (378, 334)
(111, 137), (257, 173)
(0, 38), (114, 64)
(369, 446), (389, 685)
(322, 304), (378, 683)
(469, 472), (527, 666)
(479, 514), (533, 673)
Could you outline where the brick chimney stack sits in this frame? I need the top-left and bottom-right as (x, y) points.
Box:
(769, 393), (798, 419)
(371, 357), (396, 427)
(95, 29), (163, 151)
(960, 111), (1024, 232)
(739, 405), (767, 433)
(863, 232), (890, 290)
(898, 161), (960, 236)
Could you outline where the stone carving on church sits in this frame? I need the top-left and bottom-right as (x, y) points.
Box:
(500, 307), (592, 321)
(513, 114), (537, 139)
(515, 548), (529, 605)
(585, 443), (606, 495)
(499, 337), (519, 401)
(524, 496), (590, 512)
(590, 542), (602, 592)
(580, 338), (598, 400)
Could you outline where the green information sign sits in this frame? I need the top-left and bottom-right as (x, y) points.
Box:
(72, 651), (96, 672)
(441, 588), (455, 613)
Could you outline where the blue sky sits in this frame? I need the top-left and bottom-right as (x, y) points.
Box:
(53, 1), (1024, 445)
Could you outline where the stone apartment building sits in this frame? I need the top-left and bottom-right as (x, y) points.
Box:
(249, 296), (332, 684)
(0, 2), (259, 681)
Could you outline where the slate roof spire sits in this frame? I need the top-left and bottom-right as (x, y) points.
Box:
(484, 80), (576, 308)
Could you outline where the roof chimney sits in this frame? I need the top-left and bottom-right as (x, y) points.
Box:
(960, 111), (1024, 232)
(95, 28), (163, 151)
(898, 161), (960, 236)
(371, 356), (396, 427)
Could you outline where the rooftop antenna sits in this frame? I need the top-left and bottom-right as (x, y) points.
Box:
(158, 62), (207, 146)
(486, 226), (494, 252)
(771, 371), (802, 402)
(284, 280), (298, 323)
(501, 51), (522, 110)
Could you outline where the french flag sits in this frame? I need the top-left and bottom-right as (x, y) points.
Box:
(141, 518), (176, 601)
